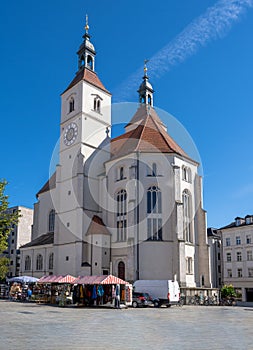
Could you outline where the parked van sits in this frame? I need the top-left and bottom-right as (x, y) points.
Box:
(133, 280), (180, 307)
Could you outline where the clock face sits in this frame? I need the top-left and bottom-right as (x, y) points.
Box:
(64, 122), (78, 146)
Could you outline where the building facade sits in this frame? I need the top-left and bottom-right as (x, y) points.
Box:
(219, 215), (253, 302)
(20, 22), (211, 288)
(5, 206), (33, 278)
(207, 227), (222, 288)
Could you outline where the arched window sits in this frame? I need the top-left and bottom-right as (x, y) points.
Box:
(116, 189), (127, 242)
(119, 167), (124, 180)
(182, 190), (192, 242)
(118, 261), (125, 280)
(147, 163), (157, 177)
(48, 253), (54, 270)
(36, 254), (43, 271)
(147, 186), (161, 214)
(69, 98), (75, 113)
(152, 163), (157, 176)
(48, 209), (55, 233)
(187, 168), (192, 182)
(117, 189), (127, 216)
(87, 55), (93, 70)
(147, 186), (162, 240)
(93, 97), (102, 113)
(25, 255), (31, 271)
(182, 166), (191, 183)
(97, 99), (100, 113)
(148, 94), (152, 105)
(80, 55), (85, 67)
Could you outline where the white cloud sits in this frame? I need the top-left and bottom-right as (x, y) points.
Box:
(113, 0), (253, 102)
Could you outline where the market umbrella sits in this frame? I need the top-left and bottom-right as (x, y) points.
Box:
(7, 276), (39, 283)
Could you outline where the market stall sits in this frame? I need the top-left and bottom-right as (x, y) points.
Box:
(71, 274), (132, 308)
(7, 276), (39, 301)
(36, 274), (76, 305)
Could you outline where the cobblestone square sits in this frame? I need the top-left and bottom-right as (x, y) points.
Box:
(1, 300), (253, 349)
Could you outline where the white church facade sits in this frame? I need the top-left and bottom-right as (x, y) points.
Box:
(20, 22), (211, 288)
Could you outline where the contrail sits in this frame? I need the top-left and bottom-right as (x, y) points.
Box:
(113, 0), (253, 102)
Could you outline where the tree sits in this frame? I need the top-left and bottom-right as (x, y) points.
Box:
(0, 180), (21, 279)
(221, 284), (236, 299)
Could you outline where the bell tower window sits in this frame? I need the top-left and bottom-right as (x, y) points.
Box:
(92, 94), (103, 113)
(87, 55), (94, 70)
(80, 55), (85, 68)
(69, 98), (75, 113)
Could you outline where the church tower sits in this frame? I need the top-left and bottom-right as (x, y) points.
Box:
(54, 17), (111, 276)
(137, 60), (154, 107)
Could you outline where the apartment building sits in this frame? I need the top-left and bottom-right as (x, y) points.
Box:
(219, 215), (253, 302)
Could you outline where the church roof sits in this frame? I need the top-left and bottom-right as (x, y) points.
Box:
(20, 232), (54, 249)
(86, 215), (111, 236)
(62, 67), (111, 95)
(111, 105), (191, 160)
(36, 172), (56, 198)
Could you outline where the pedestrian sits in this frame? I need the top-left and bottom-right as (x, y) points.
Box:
(115, 284), (120, 309)
(27, 287), (32, 301)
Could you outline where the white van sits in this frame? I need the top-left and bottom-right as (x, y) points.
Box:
(133, 280), (180, 307)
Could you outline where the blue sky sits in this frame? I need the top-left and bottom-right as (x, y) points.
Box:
(1, 0), (253, 228)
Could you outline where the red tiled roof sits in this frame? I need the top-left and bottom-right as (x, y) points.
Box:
(111, 105), (189, 159)
(63, 67), (111, 95)
(36, 172), (56, 198)
(86, 215), (111, 236)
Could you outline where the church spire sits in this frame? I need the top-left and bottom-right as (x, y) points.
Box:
(77, 15), (96, 71)
(137, 60), (154, 107)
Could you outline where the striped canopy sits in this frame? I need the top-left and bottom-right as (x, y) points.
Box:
(38, 275), (76, 284)
(72, 274), (127, 285)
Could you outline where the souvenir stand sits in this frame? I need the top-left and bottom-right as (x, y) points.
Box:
(36, 275), (76, 305)
(7, 276), (39, 301)
(71, 274), (132, 308)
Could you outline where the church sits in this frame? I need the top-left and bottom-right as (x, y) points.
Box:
(20, 20), (211, 288)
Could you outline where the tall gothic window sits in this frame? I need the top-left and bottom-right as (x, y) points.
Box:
(36, 254), (43, 271)
(147, 186), (161, 214)
(48, 253), (54, 270)
(116, 190), (127, 241)
(147, 186), (162, 240)
(183, 190), (192, 242)
(48, 209), (55, 233)
(25, 255), (31, 271)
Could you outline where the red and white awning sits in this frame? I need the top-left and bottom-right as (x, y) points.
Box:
(72, 274), (127, 285)
(38, 275), (76, 284)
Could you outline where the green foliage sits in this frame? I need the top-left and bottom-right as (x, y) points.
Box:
(221, 284), (236, 299)
(0, 180), (21, 279)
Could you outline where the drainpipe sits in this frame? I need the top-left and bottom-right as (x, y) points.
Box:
(136, 151), (140, 280)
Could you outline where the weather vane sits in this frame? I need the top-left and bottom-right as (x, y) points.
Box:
(85, 14), (89, 34)
(144, 59), (149, 76)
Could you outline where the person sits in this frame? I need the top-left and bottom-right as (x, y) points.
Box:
(115, 284), (120, 309)
(27, 287), (32, 301)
